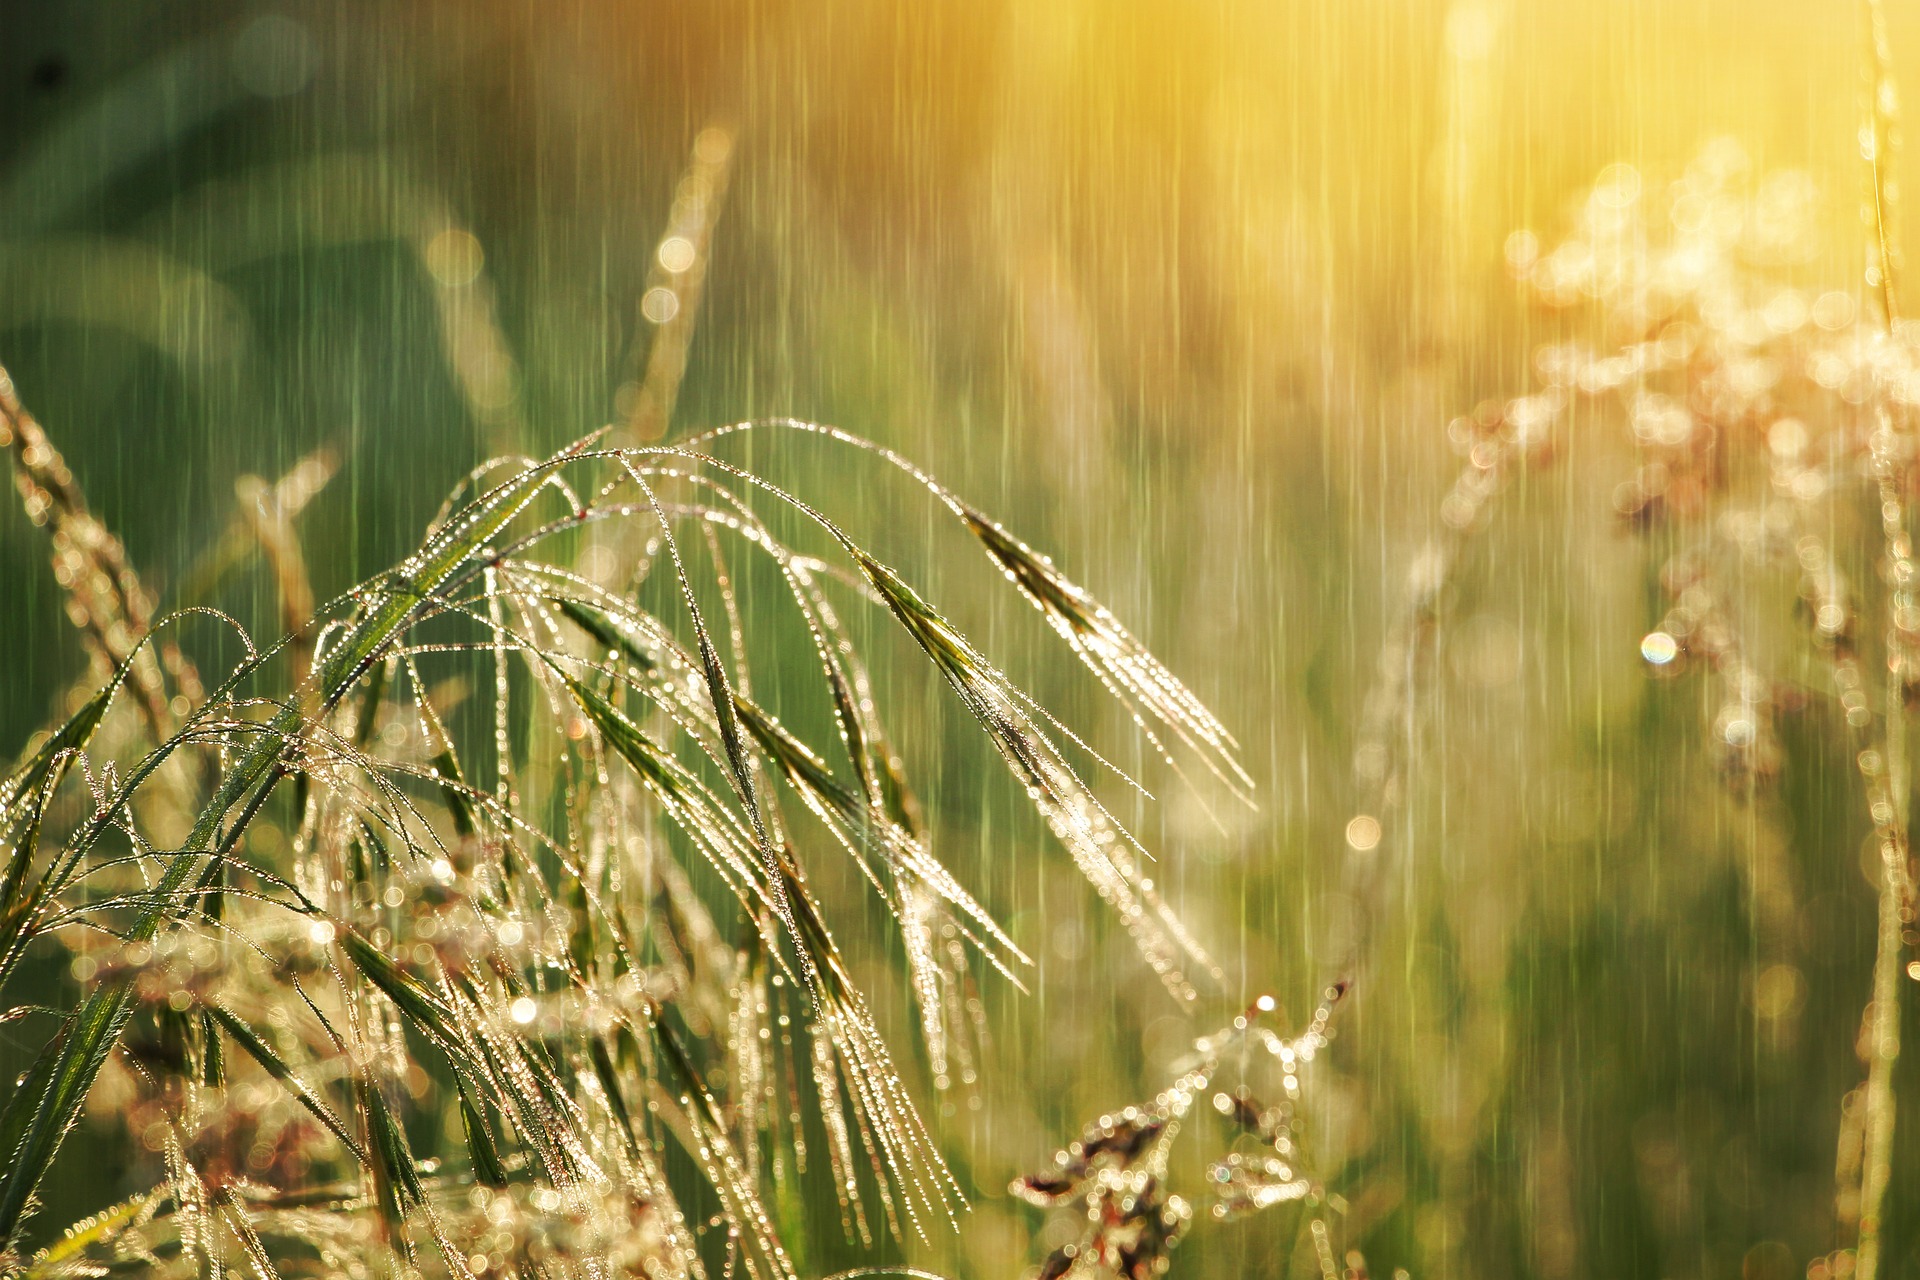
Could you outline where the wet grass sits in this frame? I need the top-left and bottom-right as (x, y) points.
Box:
(9, 4), (1920, 1278)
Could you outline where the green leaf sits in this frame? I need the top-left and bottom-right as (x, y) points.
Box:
(459, 1082), (508, 1189)
(558, 598), (659, 675)
(0, 677), (115, 835)
(339, 931), (461, 1052)
(354, 655), (392, 749)
(205, 1003), (364, 1161)
(359, 1074), (424, 1238)
(429, 746), (478, 839)
(198, 1008), (224, 1088)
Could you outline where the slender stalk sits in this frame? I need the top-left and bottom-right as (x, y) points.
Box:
(1858, 406), (1914, 1280)
(1321, 396), (1558, 1005)
(1866, 0), (1903, 329)
(1858, 842), (1905, 1280)
(617, 125), (735, 445)
(1854, 5), (1910, 1273)
(0, 361), (175, 743)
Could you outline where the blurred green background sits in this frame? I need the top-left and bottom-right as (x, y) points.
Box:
(4, 1), (1920, 1276)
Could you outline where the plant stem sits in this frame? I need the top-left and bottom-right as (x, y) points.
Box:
(1856, 4), (1909, 1269)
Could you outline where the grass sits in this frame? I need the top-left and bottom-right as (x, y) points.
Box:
(1006, 120), (1920, 1276)
(8, 3), (1920, 1277)
(9, 138), (1918, 1277)
(0, 354), (1261, 1276)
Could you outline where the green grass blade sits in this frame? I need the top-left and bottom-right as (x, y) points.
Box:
(0, 451), (562, 1249)
(205, 1002), (365, 1162)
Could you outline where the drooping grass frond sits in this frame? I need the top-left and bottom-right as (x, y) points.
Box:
(685, 420), (1253, 805)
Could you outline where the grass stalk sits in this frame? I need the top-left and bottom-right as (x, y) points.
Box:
(1853, 6), (1911, 1273)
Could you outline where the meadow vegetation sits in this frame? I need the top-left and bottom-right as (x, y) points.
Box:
(7, 3), (1920, 1278)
